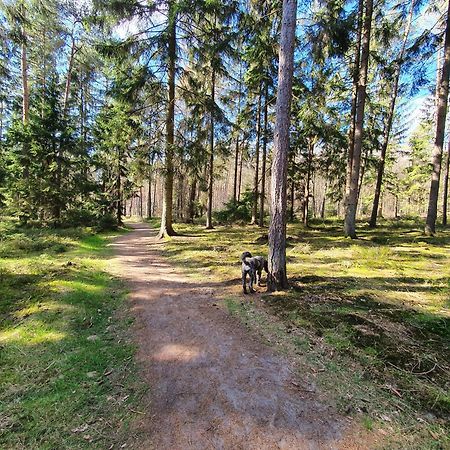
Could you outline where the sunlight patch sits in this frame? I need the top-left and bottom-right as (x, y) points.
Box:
(0, 327), (66, 346)
(153, 344), (201, 362)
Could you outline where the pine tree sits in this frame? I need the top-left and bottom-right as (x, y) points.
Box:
(267, 0), (297, 292)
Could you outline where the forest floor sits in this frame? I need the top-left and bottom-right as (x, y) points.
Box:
(1, 218), (448, 449)
(0, 219), (145, 449)
(110, 221), (376, 449)
(141, 217), (449, 449)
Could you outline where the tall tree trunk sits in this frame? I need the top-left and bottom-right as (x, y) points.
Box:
(238, 143), (243, 201)
(304, 139), (314, 226)
(321, 178), (327, 219)
(206, 67), (216, 229)
(344, 0), (373, 238)
(425, 0), (450, 235)
(139, 186), (143, 217)
(251, 87), (262, 224)
(117, 149), (122, 225)
(233, 137), (240, 204)
(267, 0), (297, 292)
(290, 180), (295, 222)
(63, 37), (77, 116)
(147, 173), (152, 219)
(0, 100), (3, 142)
(187, 177), (197, 223)
(346, 0), (364, 197)
(153, 173), (157, 217)
(159, 2), (177, 238)
(21, 22), (29, 185)
(369, 0), (414, 228)
(443, 144), (450, 225)
(21, 41), (29, 126)
(233, 63), (243, 205)
(259, 81), (269, 227)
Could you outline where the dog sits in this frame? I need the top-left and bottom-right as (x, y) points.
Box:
(241, 251), (269, 294)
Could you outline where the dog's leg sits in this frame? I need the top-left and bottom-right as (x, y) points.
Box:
(249, 271), (256, 293)
(257, 268), (262, 286)
(242, 271), (248, 294)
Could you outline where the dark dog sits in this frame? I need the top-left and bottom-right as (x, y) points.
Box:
(241, 251), (269, 294)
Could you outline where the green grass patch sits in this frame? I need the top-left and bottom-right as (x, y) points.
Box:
(0, 218), (144, 449)
(148, 217), (450, 448)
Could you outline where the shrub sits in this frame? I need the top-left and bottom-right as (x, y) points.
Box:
(96, 213), (118, 231)
(215, 190), (253, 224)
(63, 208), (97, 227)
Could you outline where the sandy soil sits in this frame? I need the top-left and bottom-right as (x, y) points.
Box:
(109, 223), (374, 450)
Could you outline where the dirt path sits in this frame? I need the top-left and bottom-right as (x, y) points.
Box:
(110, 223), (370, 450)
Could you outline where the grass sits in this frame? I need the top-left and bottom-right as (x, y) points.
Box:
(148, 216), (450, 449)
(0, 218), (144, 449)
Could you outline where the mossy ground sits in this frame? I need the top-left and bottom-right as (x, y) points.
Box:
(0, 218), (145, 449)
(148, 216), (449, 449)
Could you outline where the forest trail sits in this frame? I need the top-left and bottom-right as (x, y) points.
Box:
(110, 223), (371, 450)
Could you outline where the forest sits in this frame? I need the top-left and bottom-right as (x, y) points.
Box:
(0, 0), (449, 448)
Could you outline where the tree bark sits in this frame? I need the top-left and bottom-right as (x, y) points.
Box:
(206, 67), (216, 229)
(117, 149), (123, 225)
(21, 19), (29, 185)
(259, 81), (269, 227)
(425, 0), (450, 236)
(443, 144), (450, 225)
(21, 41), (29, 125)
(303, 139), (314, 226)
(238, 142), (243, 201)
(233, 64), (243, 205)
(159, 2), (177, 238)
(251, 87), (262, 224)
(345, 0), (364, 198)
(147, 173), (152, 219)
(369, 0), (414, 228)
(344, 0), (373, 238)
(290, 180), (295, 222)
(187, 177), (197, 223)
(267, 0), (297, 292)
(63, 37), (78, 116)
(233, 137), (240, 204)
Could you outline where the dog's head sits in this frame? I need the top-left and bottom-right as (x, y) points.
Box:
(241, 251), (252, 262)
(263, 259), (269, 273)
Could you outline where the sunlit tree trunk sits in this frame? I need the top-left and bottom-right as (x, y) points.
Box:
(267, 0), (297, 292)
(346, 0), (364, 198)
(251, 87), (262, 224)
(303, 139), (314, 226)
(21, 19), (29, 185)
(159, 2), (177, 238)
(206, 67), (215, 229)
(233, 137), (240, 204)
(147, 173), (152, 219)
(369, 0), (414, 228)
(259, 81), (269, 227)
(425, 0), (450, 235)
(233, 65), (243, 205)
(117, 148), (123, 225)
(238, 143), (243, 201)
(344, 0), (373, 238)
(443, 145), (450, 225)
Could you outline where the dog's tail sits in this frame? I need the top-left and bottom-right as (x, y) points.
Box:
(241, 251), (252, 262)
